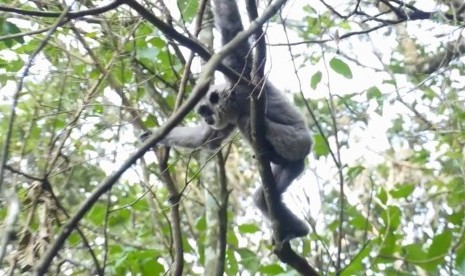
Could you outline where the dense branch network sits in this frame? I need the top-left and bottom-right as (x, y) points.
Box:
(3, 0), (462, 51)
(19, 0), (301, 274)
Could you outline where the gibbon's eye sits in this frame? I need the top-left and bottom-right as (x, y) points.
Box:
(209, 92), (219, 104)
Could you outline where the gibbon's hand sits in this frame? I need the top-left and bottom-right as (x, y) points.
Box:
(139, 130), (163, 149)
(139, 130), (153, 143)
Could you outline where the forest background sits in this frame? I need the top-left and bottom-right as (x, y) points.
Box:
(1, 0), (465, 275)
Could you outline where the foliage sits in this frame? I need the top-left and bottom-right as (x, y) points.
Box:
(1, 0), (465, 275)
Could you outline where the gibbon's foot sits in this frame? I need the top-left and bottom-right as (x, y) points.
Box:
(275, 213), (309, 243)
(139, 130), (152, 142)
(278, 215), (310, 243)
(139, 131), (161, 150)
(254, 190), (309, 242)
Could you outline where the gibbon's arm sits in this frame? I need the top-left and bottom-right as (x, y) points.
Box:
(212, 0), (252, 80)
(158, 123), (236, 150)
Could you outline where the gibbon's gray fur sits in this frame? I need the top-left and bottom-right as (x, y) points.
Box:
(143, 0), (312, 242)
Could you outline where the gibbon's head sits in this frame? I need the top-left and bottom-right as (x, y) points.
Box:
(196, 84), (238, 130)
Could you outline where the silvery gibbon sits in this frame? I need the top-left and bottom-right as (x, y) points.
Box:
(143, 0), (312, 242)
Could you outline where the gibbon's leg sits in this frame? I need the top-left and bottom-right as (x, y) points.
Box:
(253, 160), (309, 242)
(272, 161), (305, 192)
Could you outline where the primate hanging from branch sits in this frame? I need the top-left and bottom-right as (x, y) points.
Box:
(143, 0), (312, 243)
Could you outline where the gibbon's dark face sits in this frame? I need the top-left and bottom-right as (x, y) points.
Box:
(196, 84), (238, 130)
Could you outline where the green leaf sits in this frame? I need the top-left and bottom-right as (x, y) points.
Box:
(403, 243), (426, 263)
(93, 103), (104, 115)
(424, 231), (452, 270)
(389, 60), (404, 74)
(422, 87), (438, 100)
(305, 17), (320, 36)
(447, 177), (465, 207)
(87, 203), (106, 225)
(195, 215), (206, 231)
(347, 165), (365, 180)
(301, 239), (311, 255)
(390, 117), (404, 133)
(390, 183), (415, 198)
(109, 209), (130, 227)
(227, 249), (239, 274)
(329, 57), (352, 79)
(148, 37), (165, 49)
(380, 205), (401, 230)
(312, 133), (330, 157)
(379, 233), (399, 256)
(339, 21), (351, 30)
(227, 230), (239, 247)
(15, 38), (39, 54)
(138, 251), (164, 274)
(181, 235), (195, 253)
(140, 259), (164, 274)
(68, 232), (81, 245)
(428, 231), (452, 257)
(177, 0), (198, 21)
(350, 213), (369, 230)
(345, 205), (370, 230)
(259, 264), (285, 274)
(447, 210), (464, 225)
(366, 86), (383, 104)
(137, 47), (160, 61)
(377, 187), (388, 205)
(310, 71), (322, 90)
(341, 242), (373, 276)
(455, 243), (465, 273)
(0, 20), (24, 47)
(238, 248), (260, 272)
(411, 149), (430, 163)
(144, 114), (158, 128)
(238, 223), (259, 234)
(1, 20), (21, 35)
(4, 58), (24, 72)
(112, 63), (133, 85)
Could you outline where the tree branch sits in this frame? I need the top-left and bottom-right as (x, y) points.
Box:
(0, 0), (123, 18)
(157, 149), (184, 275)
(246, 0), (318, 275)
(215, 152), (229, 276)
